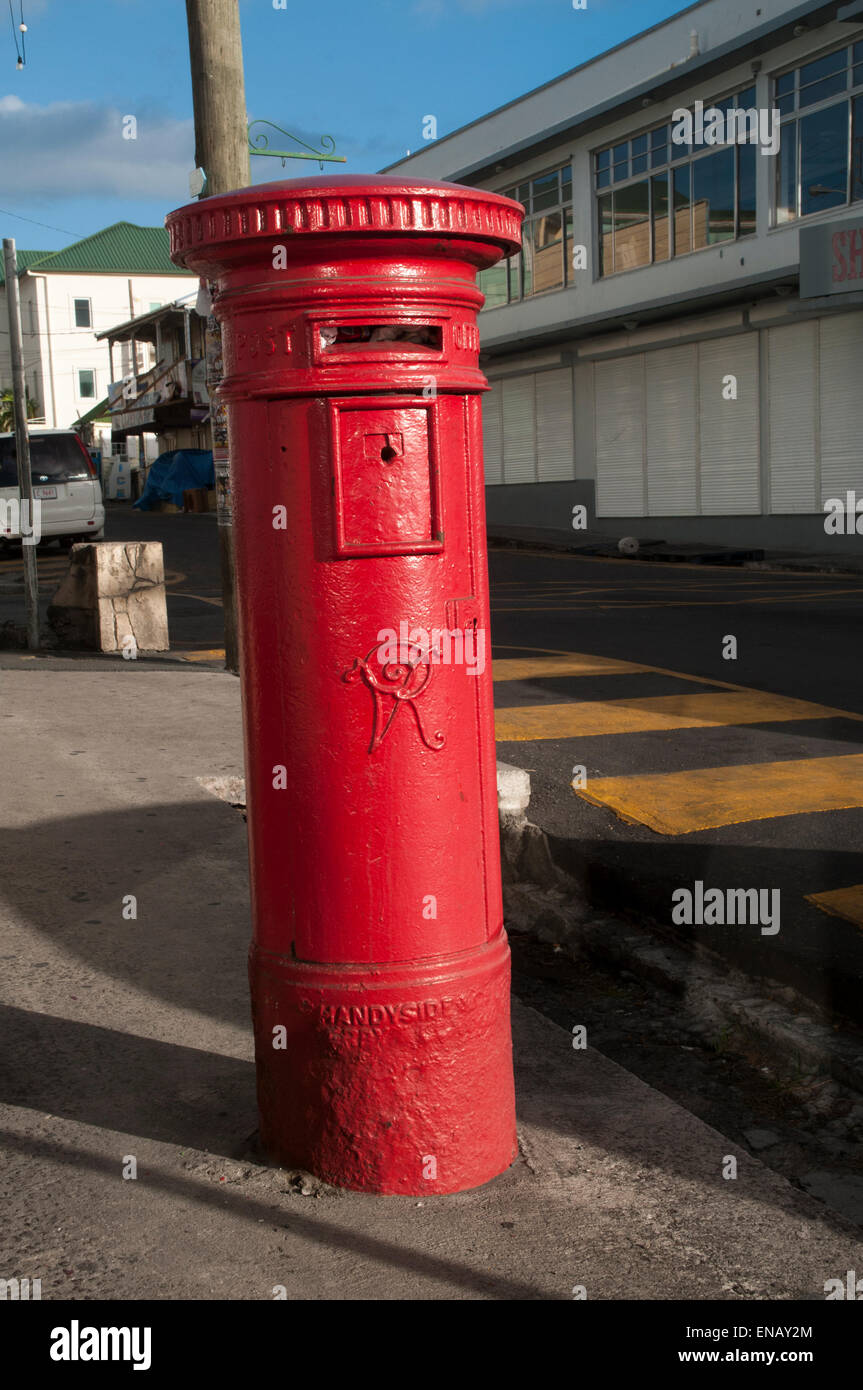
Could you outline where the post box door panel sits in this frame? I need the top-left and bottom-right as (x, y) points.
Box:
(329, 399), (443, 557)
(240, 393), (497, 964)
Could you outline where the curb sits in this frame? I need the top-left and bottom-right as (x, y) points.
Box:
(497, 765), (863, 1098)
(488, 530), (863, 576)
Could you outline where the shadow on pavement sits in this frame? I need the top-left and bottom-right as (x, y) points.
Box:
(0, 1127), (560, 1300)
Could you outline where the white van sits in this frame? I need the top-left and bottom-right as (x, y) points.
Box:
(0, 428), (105, 548)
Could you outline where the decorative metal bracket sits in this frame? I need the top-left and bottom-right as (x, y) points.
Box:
(247, 121), (347, 170)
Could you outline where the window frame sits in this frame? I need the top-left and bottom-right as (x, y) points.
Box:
(593, 83), (758, 279)
(77, 368), (96, 399)
(478, 162), (574, 309)
(73, 297), (92, 330)
(772, 40), (863, 226)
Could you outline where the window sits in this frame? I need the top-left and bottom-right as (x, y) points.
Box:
(612, 180), (650, 271)
(74, 298), (92, 328)
(0, 433), (92, 487)
(594, 86), (757, 276)
(773, 42), (863, 222)
(650, 126), (669, 168)
(78, 369), (95, 398)
(479, 262), (508, 309)
(652, 173), (670, 260)
(477, 164), (573, 306)
(692, 146), (736, 247)
(738, 144), (757, 236)
(673, 166), (693, 256)
(524, 210), (565, 294)
(801, 104), (848, 217)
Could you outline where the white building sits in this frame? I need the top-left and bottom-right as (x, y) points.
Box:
(390, 0), (863, 553)
(0, 223), (198, 445)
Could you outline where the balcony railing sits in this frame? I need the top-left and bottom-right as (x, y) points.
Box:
(107, 358), (209, 433)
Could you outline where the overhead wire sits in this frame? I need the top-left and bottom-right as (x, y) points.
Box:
(8, 0), (25, 68)
(0, 206), (89, 238)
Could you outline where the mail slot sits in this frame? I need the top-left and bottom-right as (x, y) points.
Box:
(320, 322), (443, 351)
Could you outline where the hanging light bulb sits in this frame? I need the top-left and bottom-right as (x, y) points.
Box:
(16, 57), (23, 69)
(19, 22), (27, 31)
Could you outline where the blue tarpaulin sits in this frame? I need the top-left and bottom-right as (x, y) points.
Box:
(132, 449), (214, 511)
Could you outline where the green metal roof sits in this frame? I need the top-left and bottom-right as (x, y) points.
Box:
(5, 223), (190, 280)
(0, 249), (51, 286)
(71, 395), (112, 429)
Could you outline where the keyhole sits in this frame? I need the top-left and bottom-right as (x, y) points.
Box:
(380, 445), (398, 464)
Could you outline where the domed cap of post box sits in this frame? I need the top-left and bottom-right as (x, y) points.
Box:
(166, 174), (523, 272)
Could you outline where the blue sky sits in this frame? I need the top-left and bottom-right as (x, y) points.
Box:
(1, 0), (691, 251)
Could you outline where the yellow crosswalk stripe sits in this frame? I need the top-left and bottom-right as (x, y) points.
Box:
(575, 754), (863, 834)
(805, 884), (863, 929)
(492, 654), (648, 682)
(494, 690), (850, 743)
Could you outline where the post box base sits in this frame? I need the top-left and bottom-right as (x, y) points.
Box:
(249, 930), (518, 1195)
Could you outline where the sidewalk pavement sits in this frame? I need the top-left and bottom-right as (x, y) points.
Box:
(1, 659), (861, 1299)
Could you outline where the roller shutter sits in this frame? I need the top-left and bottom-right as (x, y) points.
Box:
(535, 368), (574, 481)
(595, 356), (645, 516)
(698, 335), (760, 514)
(481, 387), (503, 485)
(501, 376), (536, 484)
(645, 344), (697, 515)
(767, 321), (817, 514)
(819, 312), (863, 505)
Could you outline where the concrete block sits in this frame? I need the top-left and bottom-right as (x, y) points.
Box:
(497, 761), (531, 821)
(47, 541), (169, 653)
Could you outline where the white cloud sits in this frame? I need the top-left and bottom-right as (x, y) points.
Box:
(0, 96), (395, 202)
(0, 96), (194, 201)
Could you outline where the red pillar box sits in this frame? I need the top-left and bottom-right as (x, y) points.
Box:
(167, 176), (524, 1194)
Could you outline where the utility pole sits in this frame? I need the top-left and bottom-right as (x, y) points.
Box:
(3, 238), (39, 651)
(184, 0), (249, 673)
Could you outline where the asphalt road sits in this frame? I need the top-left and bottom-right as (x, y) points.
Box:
(488, 548), (863, 1024)
(6, 505), (863, 1022)
(0, 504), (226, 654)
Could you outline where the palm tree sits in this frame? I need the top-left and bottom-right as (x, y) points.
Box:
(0, 388), (41, 432)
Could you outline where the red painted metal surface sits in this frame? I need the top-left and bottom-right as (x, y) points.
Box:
(167, 176), (524, 1194)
